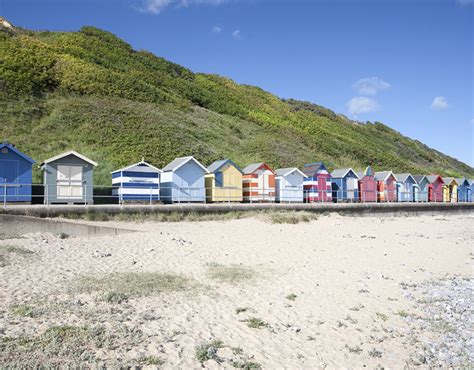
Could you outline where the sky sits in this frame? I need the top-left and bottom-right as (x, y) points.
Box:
(2, 0), (473, 166)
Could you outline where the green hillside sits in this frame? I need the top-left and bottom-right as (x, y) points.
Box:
(1, 20), (472, 185)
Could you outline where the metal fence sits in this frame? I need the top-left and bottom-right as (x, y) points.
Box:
(1, 182), (468, 207)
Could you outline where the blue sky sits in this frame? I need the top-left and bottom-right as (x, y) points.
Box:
(2, 0), (473, 166)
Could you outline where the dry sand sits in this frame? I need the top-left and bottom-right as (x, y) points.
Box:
(0, 212), (473, 368)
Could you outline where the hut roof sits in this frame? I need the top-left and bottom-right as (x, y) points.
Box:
(426, 175), (443, 184)
(394, 173), (415, 183)
(455, 178), (469, 186)
(442, 177), (458, 185)
(275, 167), (306, 177)
(412, 175), (428, 185)
(207, 159), (243, 174)
(111, 160), (161, 174)
(374, 171), (394, 181)
(0, 142), (35, 164)
(40, 150), (97, 167)
(302, 162), (328, 177)
(162, 156), (208, 173)
(331, 168), (357, 179)
(242, 163), (273, 174)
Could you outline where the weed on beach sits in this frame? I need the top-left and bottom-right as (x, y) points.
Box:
(0, 245), (34, 267)
(206, 263), (256, 284)
(195, 339), (224, 363)
(268, 211), (317, 224)
(0, 324), (143, 367)
(245, 318), (268, 329)
(74, 272), (197, 297)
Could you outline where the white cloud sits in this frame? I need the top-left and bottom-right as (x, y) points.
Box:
(353, 77), (391, 96)
(347, 97), (379, 116)
(212, 26), (222, 33)
(140, 0), (229, 14)
(431, 96), (449, 110)
(456, 0), (474, 5)
(232, 29), (241, 39)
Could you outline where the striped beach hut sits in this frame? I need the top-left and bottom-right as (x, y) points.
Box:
(0, 141), (35, 203)
(111, 160), (161, 203)
(242, 163), (275, 202)
(41, 151), (97, 204)
(413, 175), (429, 202)
(394, 173), (417, 202)
(205, 159), (243, 202)
(374, 171), (397, 202)
(426, 175), (444, 202)
(455, 178), (471, 203)
(160, 156), (208, 204)
(442, 177), (458, 202)
(357, 166), (377, 202)
(302, 162), (332, 203)
(275, 167), (306, 203)
(330, 168), (359, 202)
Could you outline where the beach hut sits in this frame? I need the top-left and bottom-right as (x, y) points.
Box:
(40, 151), (97, 204)
(394, 173), (417, 202)
(275, 167), (306, 203)
(302, 162), (332, 203)
(374, 171), (397, 202)
(205, 159), (243, 202)
(442, 178), (458, 203)
(160, 156), (208, 204)
(470, 180), (474, 202)
(357, 166), (377, 202)
(455, 178), (471, 203)
(242, 163), (275, 202)
(425, 175), (444, 202)
(111, 160), (161, 203)
(0, 141), (35, 203)
(413, 175), (429, 202)
(330, 168), (359, 202)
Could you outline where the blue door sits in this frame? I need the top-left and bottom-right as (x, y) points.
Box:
(0, 159), (19, 202)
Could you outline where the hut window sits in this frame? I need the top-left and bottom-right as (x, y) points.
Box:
(1, 148), (7, 154)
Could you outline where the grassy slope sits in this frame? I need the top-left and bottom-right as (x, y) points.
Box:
(0, 25), (472, 184)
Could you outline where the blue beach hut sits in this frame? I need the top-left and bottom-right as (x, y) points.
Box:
(456, 178), (471, 203)
(470, 180), (474, 202)
(330, 168), (359, 202)
(0, 141), (35, 203)
(394, 173), (417, 202)
(111, 160), (161, 203)
(160, 156), (208, 204)
(413, 175), (429, 202)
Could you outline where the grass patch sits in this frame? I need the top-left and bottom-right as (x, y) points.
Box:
(102, 291), (128, 304)
(235, 307), (249, 314)
(397, 310), (410, 318)
(136, 355), (164, 366)
(206, 263), (256, 284)
(231, 359), (262, 369)
(10, 304), (36, 318)
(368, 348), (383, 358)
(195, 339), (224, 363)
(286, 293), (297, 301)
(74, 272), (197, 298)
(0, 324), (143, 367)
(376, 312), (388, 321)
(268, 211), (317, 224)
(245, 318), (268, 329)
(0, 245), (34, 267)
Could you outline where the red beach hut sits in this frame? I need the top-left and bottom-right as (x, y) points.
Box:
(357, 166), (377, 203)
(426, 175), (444, 202)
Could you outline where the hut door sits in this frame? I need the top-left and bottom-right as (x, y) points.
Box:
(57, 165), (83, 199)
(0, 159), (19, 200)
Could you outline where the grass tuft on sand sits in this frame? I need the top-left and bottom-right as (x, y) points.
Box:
(206, 263), (256, 284)
(0, 245), (34, 267)
(268, 211), (317, 224)
(74, 272), (197, 297)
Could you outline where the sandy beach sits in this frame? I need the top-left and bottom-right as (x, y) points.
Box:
(0, 212), (473, 368)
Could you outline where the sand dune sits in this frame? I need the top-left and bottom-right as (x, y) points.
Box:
(0, 212), (472, 368)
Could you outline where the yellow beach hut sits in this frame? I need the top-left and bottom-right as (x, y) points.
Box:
(442, 177), (458, 202)
(205, 159), (243, 202)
